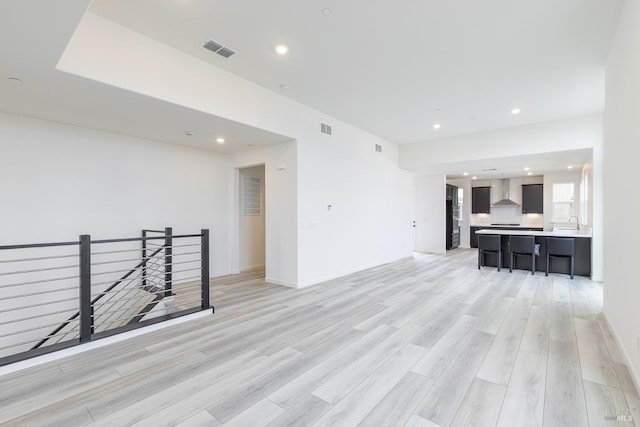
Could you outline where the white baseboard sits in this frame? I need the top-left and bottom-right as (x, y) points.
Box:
(295, 255), (414, 289)
(603, 311), (640, 396)
(0, 310), (212, 378)
(240, 264), (265, 273)
(265, 255), (414, 289)
(265, 277), (298, 288)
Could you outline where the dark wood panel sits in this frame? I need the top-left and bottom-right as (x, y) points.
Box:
(472, 187), (491, 214)
(521, 184), (543, 214)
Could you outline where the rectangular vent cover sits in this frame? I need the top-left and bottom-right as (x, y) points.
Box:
(242, 176), (261, 215)
(203, 40), (236, 58)
(320, 123), (332, 135)
(375, 144), (382, 153)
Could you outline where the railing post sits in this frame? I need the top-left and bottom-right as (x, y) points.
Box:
(201, 229), (211, 310)
(141, 229), (147, 289)
(164, 227), (173, 298)
(79, 234), (92, 343)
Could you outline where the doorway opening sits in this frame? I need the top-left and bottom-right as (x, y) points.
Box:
(238, 165), (266, 274)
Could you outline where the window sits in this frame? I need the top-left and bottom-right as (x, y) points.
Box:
(242, 175), (261, 215)
(552, 183), (574, 222)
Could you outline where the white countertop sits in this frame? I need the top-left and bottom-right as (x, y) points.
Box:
(469, 225), (543, 229)
(475, 229), (592, 238)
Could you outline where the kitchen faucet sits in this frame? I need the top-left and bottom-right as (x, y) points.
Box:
(568, 215), (580, 230)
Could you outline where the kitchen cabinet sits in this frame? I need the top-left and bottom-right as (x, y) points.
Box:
(470, 226), (484, 248)
(522, 184), (543, 214)
(474, 230), (591, 276)
(471, 187), (491, 214)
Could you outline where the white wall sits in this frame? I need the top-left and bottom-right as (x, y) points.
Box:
(591, 137), (605, 282)
(238, 165), (265, 271)
(60, 13), (414, 287)
(414, 174), (446, 254)
(400, 114), (602, 172)
(0, 112), (231, 276)
(231, 143), (298, 286)
(603, 0), (640, 391)
(0, 111), (234, 356)
(296, 131), (414, 286)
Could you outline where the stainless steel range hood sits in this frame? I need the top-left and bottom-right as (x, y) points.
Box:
(491, 178), (520, 207)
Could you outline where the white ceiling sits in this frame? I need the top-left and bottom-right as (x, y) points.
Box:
(91, 0), (623, 144)
(0, 1), (624, 172)
(0, 1), (292, 155)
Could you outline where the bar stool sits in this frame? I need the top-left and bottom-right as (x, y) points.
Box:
(478, 235), (502, 271)
(546, 237), (575, 279)
(509, 235), (536, 275)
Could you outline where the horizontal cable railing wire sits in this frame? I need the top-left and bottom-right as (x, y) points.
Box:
(0, 227), (212, 366)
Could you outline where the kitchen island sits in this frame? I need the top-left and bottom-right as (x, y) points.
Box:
(475, 229), (592, 277)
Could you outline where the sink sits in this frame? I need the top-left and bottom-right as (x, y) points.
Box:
(552, 226), (579, 234)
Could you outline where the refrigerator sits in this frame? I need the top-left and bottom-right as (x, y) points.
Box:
(446, 185), (460, 250)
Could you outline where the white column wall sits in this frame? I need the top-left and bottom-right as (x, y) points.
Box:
(603, 0), (640, 390)
(414, 174), (446, 254)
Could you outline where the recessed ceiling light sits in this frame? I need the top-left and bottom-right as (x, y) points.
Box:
(433, 123), (441, 130)
(275, 45), (288, 55)
(472, 176), (477, 180)
(280, 84), (291, 90)
(8, 77), (23, 84)
(463, 172), (469, 176)
(184, 131), (194, 136)
(321, 7), (332, 15)
(528, 172), (533, 176)
(567, 165), (574, 169)
(511, 108), (521, 115)
(524, 167), (530, 171)
(216, 137), (225, 144)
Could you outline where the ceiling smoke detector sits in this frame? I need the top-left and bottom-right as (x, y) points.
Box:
(203, 39), (236, 58)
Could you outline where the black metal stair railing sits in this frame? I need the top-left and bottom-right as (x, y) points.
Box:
(31, 244), (165, 349)
(0, 228), (213, 367)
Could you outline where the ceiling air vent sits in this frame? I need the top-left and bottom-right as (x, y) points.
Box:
(203, 39), (236, 58)
(320, 123), (332, 136)
(375, 144), (382, 153)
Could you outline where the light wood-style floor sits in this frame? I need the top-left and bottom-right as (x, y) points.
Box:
(1, 250), (638, 427)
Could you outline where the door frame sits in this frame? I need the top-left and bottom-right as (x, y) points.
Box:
(232, 163), (266, 275)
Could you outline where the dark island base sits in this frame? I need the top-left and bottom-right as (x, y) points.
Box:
(479, 235), (591, 277)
